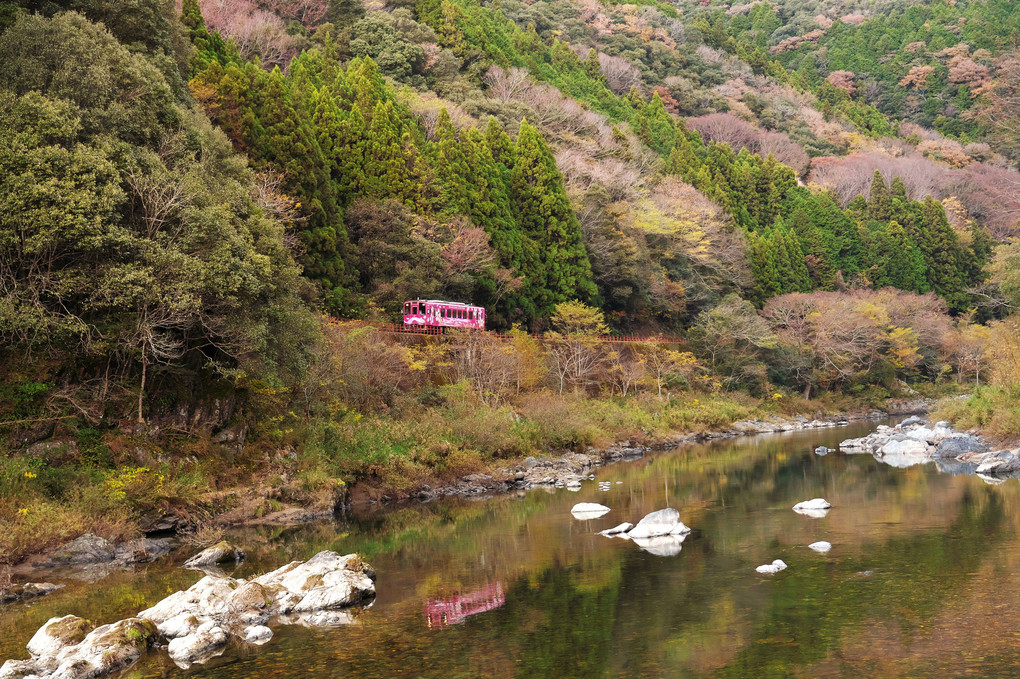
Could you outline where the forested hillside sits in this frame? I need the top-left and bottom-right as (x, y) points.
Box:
(169, 0), (1013, 324)
(4, 0), (1020, 561)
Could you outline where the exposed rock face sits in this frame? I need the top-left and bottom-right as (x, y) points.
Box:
(1, 616), (157, 679)
(2, 551), (376, 677)
(182, 541), (246, 571)
(756, 559), (787, 574)
(0, 583), (62, 605)
(625, 508), (691, 539)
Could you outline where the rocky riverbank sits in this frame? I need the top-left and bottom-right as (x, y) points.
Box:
(2, 399), (932, 581)
(834, 415), (1020, 477)
(1, 550), (375, 679)
(424, 401), (934, 500)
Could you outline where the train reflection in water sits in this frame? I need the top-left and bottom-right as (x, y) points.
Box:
(423, 581), (506, 629)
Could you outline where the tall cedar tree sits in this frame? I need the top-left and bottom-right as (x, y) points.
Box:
(511, 120), (596, 315)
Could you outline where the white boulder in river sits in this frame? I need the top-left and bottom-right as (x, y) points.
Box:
(808, 541), (832, 553)
(1, 551), (376, 678)
(0, 615), (158, 679)
(571, 502), (611, 518)
(792, 498), (831, 518)
(793, 498), (831, 510)
(626, 508), (691, 539)
(756, 559), (788, 574)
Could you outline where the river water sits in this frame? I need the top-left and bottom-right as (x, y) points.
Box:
(5, 420), (1020, 677)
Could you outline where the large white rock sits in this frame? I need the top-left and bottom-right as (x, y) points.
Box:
(756, 559), (788, 574)
(3, 617), (158, 679)
(808, 541), (832, 553)
(182, 541), (245, 570)
(26, 615), (91, 658)
(5, 551), (376, 678)
(254, 552), (376, 614)
(904, 427), (935, 442)
(167, 621), (228, 668)
(881, 439), (928, 456)
(626, 508), (691, 539)
(570, 502), (611, 518)
(138, 575), (236, 625)
(156, 613), (201, 639)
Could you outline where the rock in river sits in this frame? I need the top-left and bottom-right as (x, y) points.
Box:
(599, 522), (633, 536)
(1, 615), (158, 679)
(755, 559), (788, 574)
(626, 508), (691, 539)
(182, 541), (246, 570)
(792, 498), (831, 518)
(975, 450), (1020, 476)
(0, 582), (62, 605)
(793, 498), (831, 511)
(934, 435), (989, 459)
(2, 551), (376, 677)
(808, 541), (832, 553)
(38, 533), (115, 567)
(571, 503), (611, 519)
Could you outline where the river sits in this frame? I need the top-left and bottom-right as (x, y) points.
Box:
(4, 419), (1020, 677)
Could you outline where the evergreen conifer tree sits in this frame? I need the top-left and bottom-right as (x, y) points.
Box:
(511, 120), (596, 312)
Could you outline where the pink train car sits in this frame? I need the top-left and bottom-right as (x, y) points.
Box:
(403, 299), (485, 330)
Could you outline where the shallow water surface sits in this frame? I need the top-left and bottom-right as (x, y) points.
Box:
(5, 421), (1020, 678)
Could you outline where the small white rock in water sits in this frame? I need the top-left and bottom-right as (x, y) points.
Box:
(243, 625), (273, 645)
(808, 541), (832, 553)
(793, 498), (831, 517)
(626, 508), (691, 539)
(571, 503), (611, 518)
(793, 498), (831, 510)
(599, 522), (633, 536)
(755, 559), (788, 574)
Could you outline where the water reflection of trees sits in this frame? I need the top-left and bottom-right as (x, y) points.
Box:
(8, 425), (1020, 678)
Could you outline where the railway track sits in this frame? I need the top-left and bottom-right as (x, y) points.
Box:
(328, 319), (685, 344)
